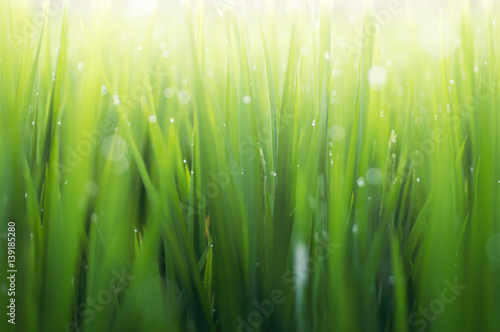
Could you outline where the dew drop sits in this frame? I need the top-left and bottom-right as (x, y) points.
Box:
(329, 125), (345, 141)
(365, 168), (383, 185)
(388, 275), (395, 285)
(164, 88), (174, 98)
(243, 95), (252, 104)
(113, 93), (121, 106)
(357, 177), (365, 187)
(177, 90), (191, 105)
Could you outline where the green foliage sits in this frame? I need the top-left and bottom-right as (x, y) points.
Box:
(0, 1), (499, 331)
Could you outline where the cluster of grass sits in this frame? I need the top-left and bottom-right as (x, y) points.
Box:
(1, 0), (500, 331)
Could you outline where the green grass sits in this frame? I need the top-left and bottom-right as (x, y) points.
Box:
(1, 0), (500, 331)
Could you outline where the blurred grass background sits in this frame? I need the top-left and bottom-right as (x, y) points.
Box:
(1, 0), (500, 331)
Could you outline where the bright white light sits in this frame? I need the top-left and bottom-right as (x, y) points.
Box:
(127, 0), (157, 18)
(419, 18), (458, 58)
(368, 66), (388, 90)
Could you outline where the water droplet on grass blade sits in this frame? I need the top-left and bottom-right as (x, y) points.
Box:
(177, 90), (191, 105)
(86, 182), (98, 197)
(164, 88), (173, 98)
(486, 233), (500, 264)
(388, 276), (395, 285)
(113, 94), (121, 106)
(101, 135), (128, 161)
(294, 244), (309, 286)
(148, 115), (157, 123)
(366, 168), (383, 185)
(357, 177), (365, 187)
(329, 125), (345, 141)
(243, 95), (251, 104)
